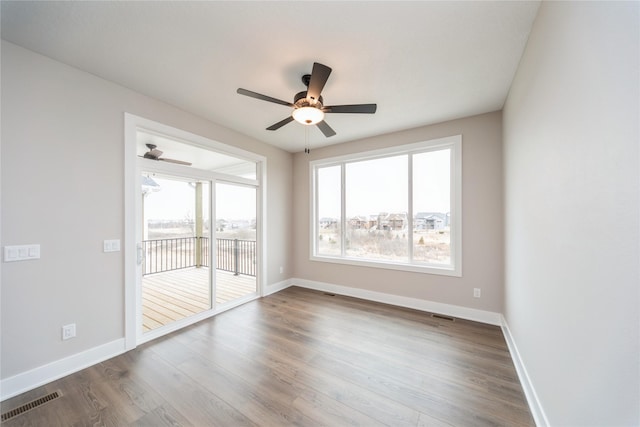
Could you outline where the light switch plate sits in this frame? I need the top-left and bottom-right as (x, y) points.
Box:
(103, 239), (121, 252)
(4, 244), (40, 262)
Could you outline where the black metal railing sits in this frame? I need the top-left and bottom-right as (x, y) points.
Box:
(142, 237), (256, 277)
(216, 238), (257, 277)
(142, 237), (208, 275)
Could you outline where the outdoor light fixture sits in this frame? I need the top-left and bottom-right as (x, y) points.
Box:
(292, 106), (325, 125)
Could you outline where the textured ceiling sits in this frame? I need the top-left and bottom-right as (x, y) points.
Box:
(1, 1), (540, 153)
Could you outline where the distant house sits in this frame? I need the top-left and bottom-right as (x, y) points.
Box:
(230, 219), (252, 229)
(216, 219), (228, 231)
(378, 212), (407, 230)
(414, 212), (449, 230)
(319, 217), (338, 229)
(348, 216), (369, 229)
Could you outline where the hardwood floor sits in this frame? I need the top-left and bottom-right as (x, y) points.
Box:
(142, 268), (256, 331)
(1, 287), (534, 426)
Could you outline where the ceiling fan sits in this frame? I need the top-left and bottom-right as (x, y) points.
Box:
(237, 62), (377, 139)
(141, 144), (192, 166)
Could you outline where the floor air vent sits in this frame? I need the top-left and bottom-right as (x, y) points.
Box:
(1, 391), (62, 422)
(431, 313), (456, 322)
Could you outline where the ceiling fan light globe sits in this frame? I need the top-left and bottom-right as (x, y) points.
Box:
(292, 106), (324, 125)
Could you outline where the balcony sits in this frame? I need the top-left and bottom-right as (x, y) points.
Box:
(142, 237), (256, 331)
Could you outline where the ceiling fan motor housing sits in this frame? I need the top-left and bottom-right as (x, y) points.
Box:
(294, 91), (323, 109)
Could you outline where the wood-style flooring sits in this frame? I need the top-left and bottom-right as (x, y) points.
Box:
(142, 268), (256, 331)
(1, 287), (534, 426)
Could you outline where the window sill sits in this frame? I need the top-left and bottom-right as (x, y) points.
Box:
(310, 254), (461, 277)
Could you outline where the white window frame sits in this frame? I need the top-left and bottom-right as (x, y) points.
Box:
(310, 135), (462, 277)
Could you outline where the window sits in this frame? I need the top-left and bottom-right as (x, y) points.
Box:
(311, 135), (461, 276)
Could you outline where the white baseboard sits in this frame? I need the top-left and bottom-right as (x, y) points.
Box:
(501, 316), (549, 427)
(263, 278), (293, 296)
(1, 338), (126, 402)
(1, 282), (544, 427)
(0, 279), (290, 403)
(291, 278), (502, 326)
(287, 279), (548, 424)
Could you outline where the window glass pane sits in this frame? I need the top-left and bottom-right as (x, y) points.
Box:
(412, 149), (451, 265)
(345, 155), (408, 262)
(317, 166), (341, 256)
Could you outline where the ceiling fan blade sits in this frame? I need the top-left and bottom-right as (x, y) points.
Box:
(159, 158), (192, 166)
(316, 120), (336, 138)
(307, 62), (332, 102)
(237, 88), (293, 107)
(267, 116), (295, 131)
(324, 104), (377, 114)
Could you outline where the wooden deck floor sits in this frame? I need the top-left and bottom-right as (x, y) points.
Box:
(142, 267), (256, 331)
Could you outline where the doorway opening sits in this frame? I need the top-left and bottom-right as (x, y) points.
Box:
(125, 114), (265, 346)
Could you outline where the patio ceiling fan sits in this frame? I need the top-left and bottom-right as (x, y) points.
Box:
(237, 62), (377, 139)
(141, 144), (192, 166)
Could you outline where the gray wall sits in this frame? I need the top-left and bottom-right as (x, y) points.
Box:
(503, 2), (639, 425)
(1, 41), (293, 379)
(293, 111), (504, 313)
(4, 3), (639, 423)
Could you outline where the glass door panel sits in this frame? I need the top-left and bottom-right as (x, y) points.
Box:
(215, 182), (257, 305)
(141, 174), (211, 332)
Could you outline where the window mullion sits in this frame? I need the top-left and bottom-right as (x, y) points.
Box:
(408, 154), (414, 262)
(313, 166), (319, 256)
(340, 163), (346, 257)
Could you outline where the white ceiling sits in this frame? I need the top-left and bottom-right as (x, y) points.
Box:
(1, 1), (540, 153)
(137, 130), (257, 178)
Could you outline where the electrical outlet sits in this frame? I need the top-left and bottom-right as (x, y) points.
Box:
(62, 324), (76, 340)
(473, 288), (481, 298)
(279, 266), (284, 274)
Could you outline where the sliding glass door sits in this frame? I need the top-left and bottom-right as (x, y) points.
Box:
(128, 116), (264, 347)
(138, 175), (260, 338)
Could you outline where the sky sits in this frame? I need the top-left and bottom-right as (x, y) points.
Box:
(144, 175), (256, 221)
(318, 149), (451, 219)
(145, 148), (449, 222)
